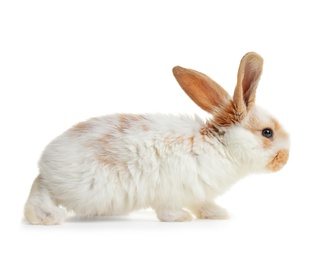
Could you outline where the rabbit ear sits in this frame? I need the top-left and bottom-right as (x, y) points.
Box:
(233, 52), (263, 119)
(173, 66), (231, 114)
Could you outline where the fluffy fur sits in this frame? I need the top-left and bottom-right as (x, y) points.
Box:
(24, 52), (290, 224)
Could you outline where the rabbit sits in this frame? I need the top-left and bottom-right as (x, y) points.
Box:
(24, 52), (290, 225)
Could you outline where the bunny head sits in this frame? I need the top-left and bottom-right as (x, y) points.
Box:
(173, 52), (290, 174)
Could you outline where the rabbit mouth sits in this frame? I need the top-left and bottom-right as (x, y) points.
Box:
(266, 149), (289, 172)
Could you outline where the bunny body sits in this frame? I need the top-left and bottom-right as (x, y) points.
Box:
(24, 53), (290, 224)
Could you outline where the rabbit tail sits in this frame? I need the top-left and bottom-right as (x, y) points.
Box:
(24, 175), (67, 225)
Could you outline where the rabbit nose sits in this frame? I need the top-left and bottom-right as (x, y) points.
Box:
(266, 149), (289, 172)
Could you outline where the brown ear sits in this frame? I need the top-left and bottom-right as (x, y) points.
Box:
(172, 66), (231, 114)
(233, 52), (263, 119)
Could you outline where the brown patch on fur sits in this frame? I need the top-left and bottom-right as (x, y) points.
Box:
(244, 115), (273, 148)
(140, 124), (149, 131)
(117, 114), (147, 132)
(200, 127), (210, 136)
(165, 135), (184, 147)
(206, 121), (226, 136)
(94, 133), (120, 167)
(90, 114), (148, 167)
(96, 154), (117, 167)
(199, 128), (211, 143)
(71, 121), (92, 133)
(199, 124), (226, 145)
(97, 133), (114, 147)
(212, 100), (245, 127)
(266, 149), (289, 172)
(244, 113), (289, 149)
(189, 136), (194, 145)
(165, 135), (199, 152)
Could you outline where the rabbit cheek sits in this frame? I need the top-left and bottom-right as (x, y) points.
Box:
(266, 149), (289, 172)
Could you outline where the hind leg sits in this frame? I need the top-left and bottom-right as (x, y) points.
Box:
(24, 175), (67, 225)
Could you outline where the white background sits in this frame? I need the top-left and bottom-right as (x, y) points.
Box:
(1, 0), (322, 259)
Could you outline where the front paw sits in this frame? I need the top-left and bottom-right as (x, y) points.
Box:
(197, 203), (230, 220)
(156, 208), (193, 222)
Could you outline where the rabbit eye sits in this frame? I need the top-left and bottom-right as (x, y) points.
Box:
(262, 128), (273, 138)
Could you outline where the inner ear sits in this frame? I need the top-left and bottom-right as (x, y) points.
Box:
(173, 66), (231, 114)
(241, 57), (263, 105)
(233, 52), (263, 119)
